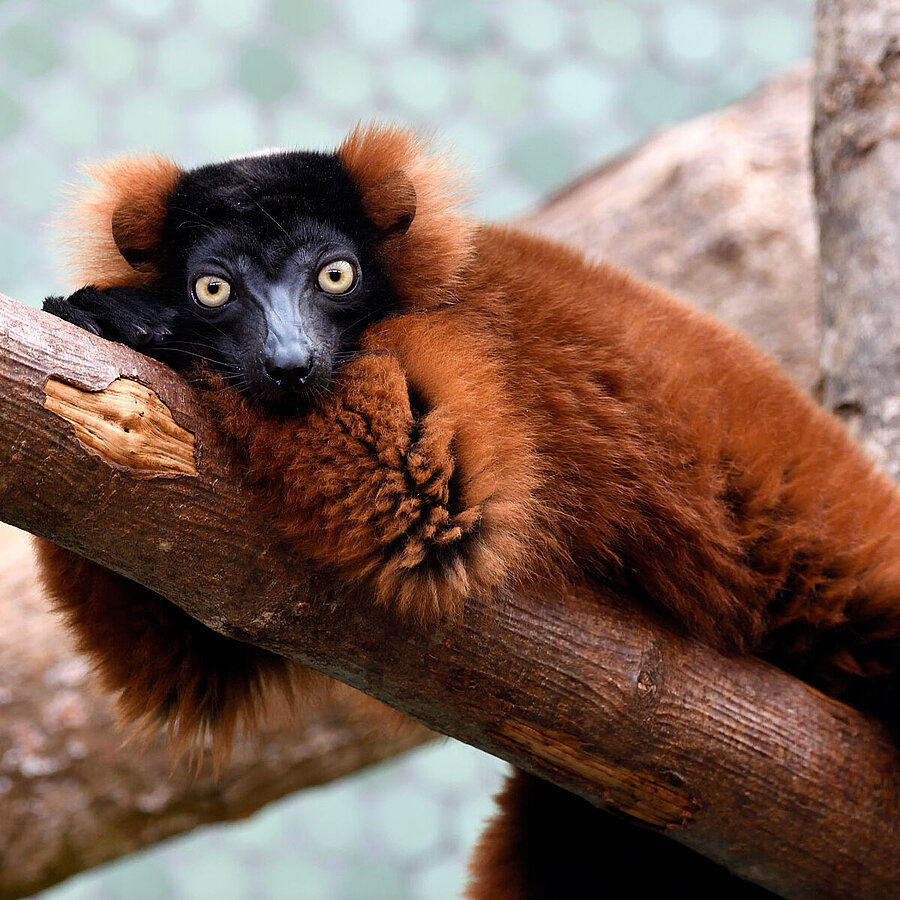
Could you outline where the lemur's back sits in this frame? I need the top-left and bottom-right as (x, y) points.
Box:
(367, 221), (900, 727)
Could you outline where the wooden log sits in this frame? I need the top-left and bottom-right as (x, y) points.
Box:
(0, 288), (898, 898)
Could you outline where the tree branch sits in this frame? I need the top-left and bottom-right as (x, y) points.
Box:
(1, 291), (898, 898)
(814, 0), (900, 474)
(527, 65), (819, 393)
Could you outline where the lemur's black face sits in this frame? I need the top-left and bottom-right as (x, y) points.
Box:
(156, 151), (396, 407)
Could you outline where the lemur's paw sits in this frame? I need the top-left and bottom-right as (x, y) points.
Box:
(331, 361), (485, 621)
(372, 424), (482, 622)
(374, 543), (473, 623)
(313, 356), (483, 621)
(204, 354), (489, 625)
(44, 287), (176, 349)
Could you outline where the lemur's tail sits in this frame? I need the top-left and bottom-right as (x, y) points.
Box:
(465, 768), (777, 899)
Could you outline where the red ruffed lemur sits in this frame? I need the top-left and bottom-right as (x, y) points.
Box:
(37, 125), (900, 899)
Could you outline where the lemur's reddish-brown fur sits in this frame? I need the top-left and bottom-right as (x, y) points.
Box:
(35, 125), (900, 895)
(36, 543), (309, 750)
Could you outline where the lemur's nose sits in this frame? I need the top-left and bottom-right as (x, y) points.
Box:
(265, 344), (315, 387)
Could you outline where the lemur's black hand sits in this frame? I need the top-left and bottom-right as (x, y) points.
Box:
(43, 286), (177, 350)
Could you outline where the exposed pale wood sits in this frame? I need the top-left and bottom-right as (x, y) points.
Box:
(495, 719), (699, 829)
(0, 523), (431, 900)
(44, 376), (198, 477)
(1, 293), (898, 898)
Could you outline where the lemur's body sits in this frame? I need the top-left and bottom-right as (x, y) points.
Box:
(39, 126), (900, 898)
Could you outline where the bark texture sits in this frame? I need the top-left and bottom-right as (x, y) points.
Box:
(0, 286), (898, 900)
(814, 1), (900, 474)
(0, 523), (430, 900)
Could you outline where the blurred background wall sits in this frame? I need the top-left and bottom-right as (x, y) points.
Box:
(0, 0), (811, 898)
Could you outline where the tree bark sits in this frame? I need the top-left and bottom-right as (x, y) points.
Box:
(814, 0), (900, 474)
(0, 263), (898, 900)
(0, 523), (430, 900)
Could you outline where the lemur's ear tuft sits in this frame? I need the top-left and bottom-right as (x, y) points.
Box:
(58, 155), (182, 290)
(339, 123), (473, 308)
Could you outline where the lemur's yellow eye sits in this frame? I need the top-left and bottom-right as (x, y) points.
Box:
(194, 275), (232, 307)
(317, 259), (356, 295)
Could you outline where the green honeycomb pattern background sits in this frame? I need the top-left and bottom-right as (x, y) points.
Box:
(0, 0), (812, 898)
